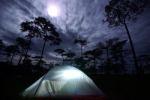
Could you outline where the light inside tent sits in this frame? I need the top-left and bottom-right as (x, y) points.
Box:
(62, 69), (82, 79)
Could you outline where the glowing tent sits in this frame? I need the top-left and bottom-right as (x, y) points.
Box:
(22, 65), (104, 97)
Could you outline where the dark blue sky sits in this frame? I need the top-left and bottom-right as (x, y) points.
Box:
(0, 0), (150, 62)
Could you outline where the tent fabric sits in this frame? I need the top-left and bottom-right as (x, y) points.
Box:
(22, 65), (104, 97)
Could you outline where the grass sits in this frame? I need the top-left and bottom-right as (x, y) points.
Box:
(89, 74), (150, 100)
(0, 66), (150, 100)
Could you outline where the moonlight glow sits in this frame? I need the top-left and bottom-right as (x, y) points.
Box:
(47, 4), (60, 17)
(62, 69), (82, 79)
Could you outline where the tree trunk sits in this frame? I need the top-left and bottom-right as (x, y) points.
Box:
(120, 52), (126, 74)
(6, 54), (10, 63)
(23, 38), (32, 62)
(81, 45), (83, 56)
(106, 48), (109, 61)
(10, 53), (15, 64)
(124, 22), (140, 74)
(18, 53), (23, 65)
(94, 57), (96, 67)
(34, 73), (47, 96)
(39, 40), (47, 66)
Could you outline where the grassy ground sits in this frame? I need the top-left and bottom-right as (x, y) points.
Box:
(1, 74), (150, 100)
(89, 74), (150, 100)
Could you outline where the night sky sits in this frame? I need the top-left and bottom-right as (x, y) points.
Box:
(0, 0), (150, 62)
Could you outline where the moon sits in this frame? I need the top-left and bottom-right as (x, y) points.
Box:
(47, 4), (60, 17)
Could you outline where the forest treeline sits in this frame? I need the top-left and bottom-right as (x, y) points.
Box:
(0, 0), (149, 78)
(0, 17), (149, 76)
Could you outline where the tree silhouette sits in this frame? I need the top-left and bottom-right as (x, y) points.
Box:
(74, 36), (87, 56)
(138, 55), (150, 73)
(62, 50), (76, 64)
(96, 38), (126, 73)
(5, 45), (19, 64)
(16, 37), (29, 65)
(34, 17), (61, 66)
(20, 21), (35, 62)
(54, 48), (65, 63)
(21, 17), (61, 66)
(103, 38), (119, 62)
(110, 39), (127, 64)
(110, 39), (127, 73)
(104, 0), (147, 74)
(0, 39), (5, 55)
(0, 40), (4, 48)
(84, 47), (103, 70)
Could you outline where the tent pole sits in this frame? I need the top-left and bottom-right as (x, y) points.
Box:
(34, 73), (47, 96)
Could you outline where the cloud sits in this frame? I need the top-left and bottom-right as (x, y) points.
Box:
(0, 0), (150, 62)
